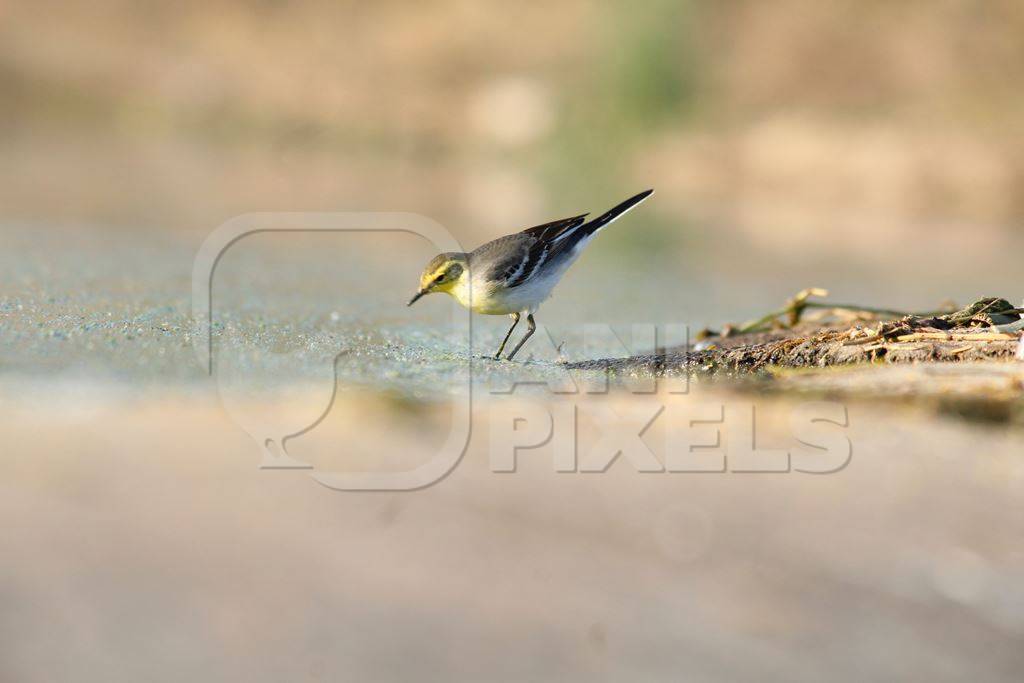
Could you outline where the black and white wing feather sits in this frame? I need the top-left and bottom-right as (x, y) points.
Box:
(471, 189), (653, 289)
(506, 213), (588, 287)
(507, 189), (653, 288)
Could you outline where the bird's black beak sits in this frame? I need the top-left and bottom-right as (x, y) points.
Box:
(407, 290), (426, 307)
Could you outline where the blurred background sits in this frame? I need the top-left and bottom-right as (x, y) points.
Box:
(4, 0), (1023, 314)
(4, 2), (1024, 681)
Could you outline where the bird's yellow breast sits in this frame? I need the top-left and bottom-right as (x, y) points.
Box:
(440, 277), (513, 315)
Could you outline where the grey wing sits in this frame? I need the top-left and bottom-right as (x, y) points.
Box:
(507, 213), (588, 287)
(471, 212), (589, 288)
(469, 233), (535, 287)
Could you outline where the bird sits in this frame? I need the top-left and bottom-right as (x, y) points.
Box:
(407, 189), (654, 360)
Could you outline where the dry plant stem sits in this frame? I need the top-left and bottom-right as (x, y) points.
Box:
(735, 301), (946, 335)
(895, 332), (1019, 343)
(804, 302), (945, 317)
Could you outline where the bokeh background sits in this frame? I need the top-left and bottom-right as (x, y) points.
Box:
(4, 2), (1024, 681)
(4, 0), (1023, 313)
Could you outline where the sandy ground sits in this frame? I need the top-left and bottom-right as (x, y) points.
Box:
(3, 379), (1024, 682)
(5, 1), (1024, 677)
(3, 227), (1024, 680)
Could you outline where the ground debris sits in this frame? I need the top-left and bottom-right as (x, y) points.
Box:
(564, 295), (1024, 427)
(567, 294), (1022, 375)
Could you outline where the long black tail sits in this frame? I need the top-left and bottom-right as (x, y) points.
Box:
(581, 188), (654, 235)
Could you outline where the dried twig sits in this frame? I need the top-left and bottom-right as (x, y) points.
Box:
(730, 288), (949, 336)
(895, 332), (1018, 343)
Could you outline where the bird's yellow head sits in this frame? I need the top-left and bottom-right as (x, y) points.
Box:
(407, 252), (468, 306)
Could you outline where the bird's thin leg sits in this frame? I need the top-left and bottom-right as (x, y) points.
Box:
(506, 314), (536, 361)
(494, 313), (520, 359)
